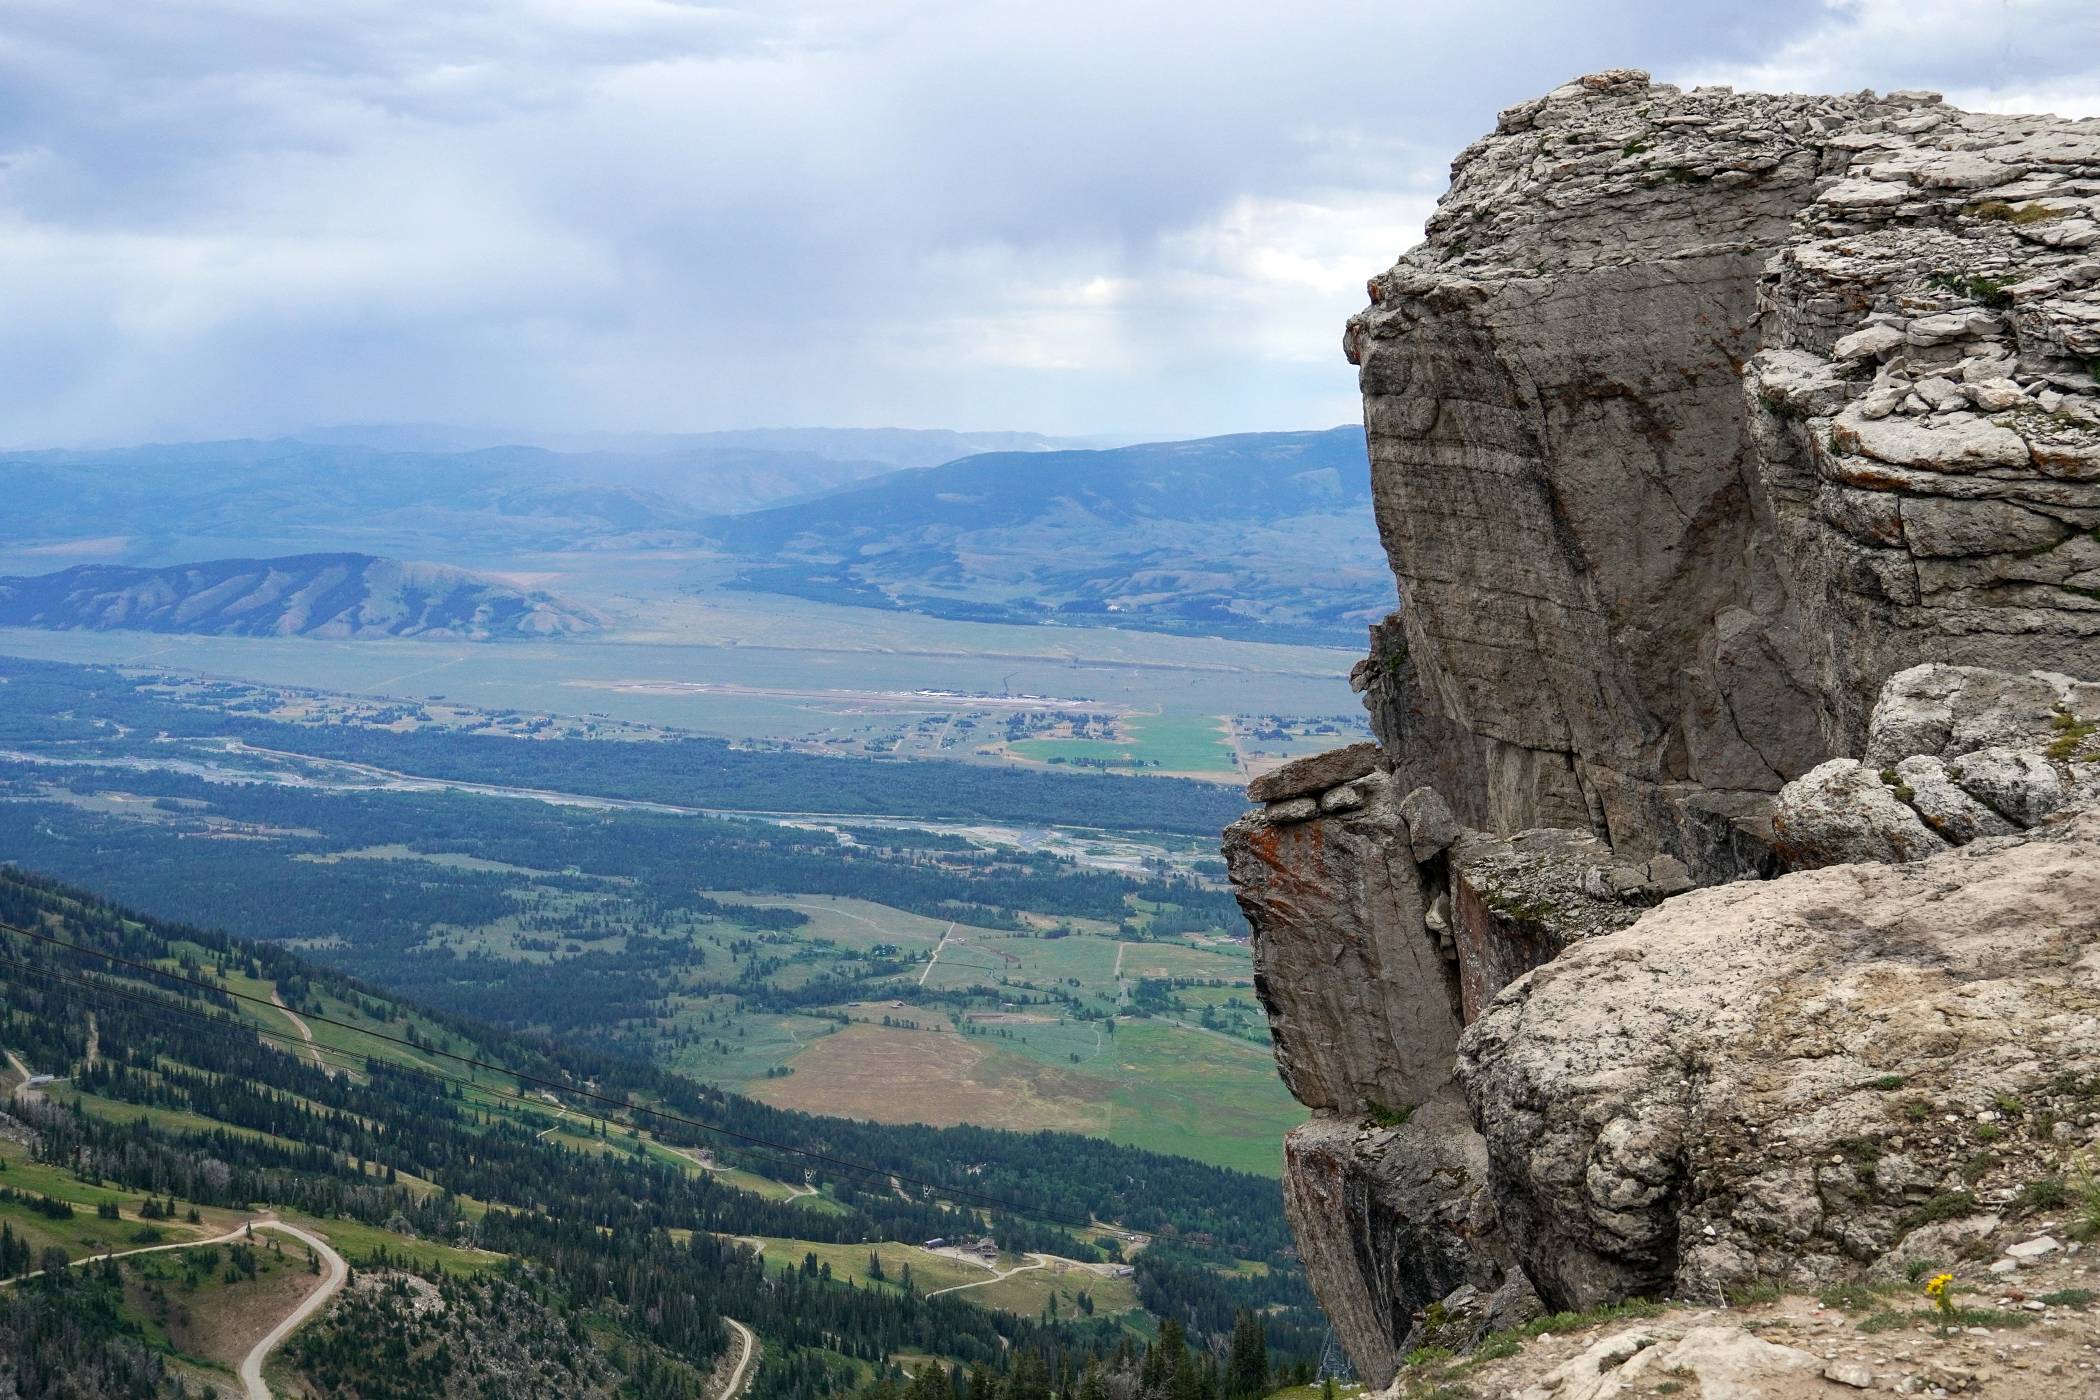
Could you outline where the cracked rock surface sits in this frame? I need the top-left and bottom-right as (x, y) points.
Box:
(1456, 801), (2100, 1310)
(1224, 70), (2100, 1386)
(1347, 68), (2100, 877)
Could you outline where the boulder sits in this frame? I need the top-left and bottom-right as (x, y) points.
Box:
(1777, 663), (2100, 866)
(1770, 758), (1950, 867)
(1458, 807), (2100, 1309)
(1513, 1325), (1824, 1400)
(1247, 741), (1384, 803)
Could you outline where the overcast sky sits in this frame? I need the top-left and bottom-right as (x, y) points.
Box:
(3, 0), (2096, 446)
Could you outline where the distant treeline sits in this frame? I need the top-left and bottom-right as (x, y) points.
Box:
(0, 656), (1247, 835)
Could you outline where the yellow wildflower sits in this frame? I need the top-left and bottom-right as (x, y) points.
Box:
(1923, 1271), (1953, 1300)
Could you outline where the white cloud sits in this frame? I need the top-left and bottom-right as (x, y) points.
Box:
(0, 0), (2091, 444)
(1683, 0), (2100, 115)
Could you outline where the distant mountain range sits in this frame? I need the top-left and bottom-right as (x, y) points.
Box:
(0, 431), (1082, 559)
(0, 552), (602, 640)
(296, 423), (1093, 467)
(0, 425), (1389, 646)
(705, 427), (1390, 644)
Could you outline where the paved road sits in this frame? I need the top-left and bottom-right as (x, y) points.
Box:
(719, 1317), (760, 1398)
(239, 1221), (348, 1400)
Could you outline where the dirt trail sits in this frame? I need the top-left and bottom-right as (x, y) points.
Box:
(719, 1317), (759, 1399)
(917, 922), (958, 986)
(1, 1220), (263, 1287)
(238, 1220), (348, 1399)
(268, 990), (330, 1076)
(922, 1252), (1049, 1298)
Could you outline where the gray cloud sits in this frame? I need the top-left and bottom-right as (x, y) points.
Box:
(0, 0), (2092, 445)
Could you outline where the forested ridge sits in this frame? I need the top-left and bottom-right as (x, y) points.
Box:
(0, 866), (1322, 1395)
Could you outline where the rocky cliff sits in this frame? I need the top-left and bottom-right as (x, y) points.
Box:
(1225, 71), (2100, 1387)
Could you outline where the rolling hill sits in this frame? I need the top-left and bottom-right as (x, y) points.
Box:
(705, 428), (1392, 644)
(0, 553), (603, 640)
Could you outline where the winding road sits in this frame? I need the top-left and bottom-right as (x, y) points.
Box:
(238, 1221), (349, 1399)
(0, 1210), (348, 1396)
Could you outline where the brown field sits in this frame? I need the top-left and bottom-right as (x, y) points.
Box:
(747, 1024), (1107, 1135)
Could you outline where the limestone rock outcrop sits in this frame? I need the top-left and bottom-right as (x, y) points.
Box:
(1773, 662), (2100, 866)
(1458, 802), (2100, 1309)
(1223, 70), (2100, 1386)
(1278, 1091), (1515, 1385)
(1346, 69), (2100, 878)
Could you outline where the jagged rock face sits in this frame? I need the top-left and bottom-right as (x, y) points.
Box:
(1224, 756), (1646, 1379)
(1347, 70), (2100, 876)
(1228, 72), (2100, 1376)
(1457, 802), (2100, 1310)
(1225, 770), (1464, 1116)
(1278, 1092), (1510, 1386)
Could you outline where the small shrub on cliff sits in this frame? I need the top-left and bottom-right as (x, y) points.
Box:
(2073, 1155), (2100, 1242)
(2015, 1177), (2068, 1214)
(1520, 1298), (1665, 1338)
(1818, 1282), (1888, 1313)
(2048, 709), (2099, 761)
(1366, 1101), (1415, 1129)
(1965, 200), (2065, 224)
(1724, 1280), (1783, 1306)
(1899, 1191), (1978, 1231)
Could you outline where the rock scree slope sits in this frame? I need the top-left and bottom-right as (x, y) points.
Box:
(1223, 70), (2100, 1389)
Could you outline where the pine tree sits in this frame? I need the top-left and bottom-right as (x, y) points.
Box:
(906, 1364), (952, 1400)
(1226, 1310), (1268, 1399)
(1006, 1349), (1051, 1400)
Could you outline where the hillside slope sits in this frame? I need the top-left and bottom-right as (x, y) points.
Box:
(0, 553), (602, 640)
(0, 862), (1317, 1394)
(708, 428), (1389, 644)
